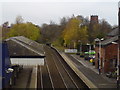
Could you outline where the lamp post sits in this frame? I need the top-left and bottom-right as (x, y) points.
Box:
(87, 43), (91, 58)
(78, 40), (82, 53)
(118, 1), (120, 89)
(95, 38), (104, 74)
(80, 43), (82, 54)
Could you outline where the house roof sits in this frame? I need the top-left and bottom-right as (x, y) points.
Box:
(5, 36), (45, 57)
(107, 27), (119, 37)
(101, 36), (118, 46)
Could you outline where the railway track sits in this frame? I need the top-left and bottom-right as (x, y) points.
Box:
(37, 45), (89, 89)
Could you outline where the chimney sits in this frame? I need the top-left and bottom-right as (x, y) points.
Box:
(90, 15), (98, 24)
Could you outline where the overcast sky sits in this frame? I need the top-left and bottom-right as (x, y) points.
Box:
(1, 0), (120, 26)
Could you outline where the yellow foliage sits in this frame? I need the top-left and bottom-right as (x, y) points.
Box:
(8, 23), (40, 41)
(62, 18), (88, 46)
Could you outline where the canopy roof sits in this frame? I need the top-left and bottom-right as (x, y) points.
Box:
(5, 36), (45, 57)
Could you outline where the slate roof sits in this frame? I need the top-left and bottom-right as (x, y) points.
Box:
(107, 27), (119, 37)
(5, 36), (45, 57)
(101, 36), (118, 46)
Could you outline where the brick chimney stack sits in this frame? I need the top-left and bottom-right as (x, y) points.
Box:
(90, 15), (98, 24)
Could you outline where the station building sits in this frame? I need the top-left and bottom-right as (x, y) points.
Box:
(95, 27), (119, 73)
(5, 36), (45, 66)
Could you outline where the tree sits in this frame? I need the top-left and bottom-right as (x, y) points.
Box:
(50, 20), (56, 25)
(40, 23), (62, 43)
(63, 18), (79, 46)
(8, 22), (40, 41)
(60, 17), (69, 26)
(88, 19), (112, 43)
(2, 21), (9, 27)
(2, 22), (11, 40)
(62, 17), (88, 48)
(16, 15), (23, 24)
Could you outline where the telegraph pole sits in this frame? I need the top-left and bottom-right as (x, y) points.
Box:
(117, 1), (120, 89)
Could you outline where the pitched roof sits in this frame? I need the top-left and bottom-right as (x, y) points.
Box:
(101, 36), (118, 46)
(107, 27), (119, 37)
(5, 36), (45, 57)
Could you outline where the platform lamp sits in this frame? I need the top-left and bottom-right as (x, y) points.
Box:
(78, 40), (81, 53)
(94, 38), (104, 74)
(87, 43), (91, 58)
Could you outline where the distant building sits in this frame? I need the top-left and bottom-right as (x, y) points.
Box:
(90, 15), (98, 24)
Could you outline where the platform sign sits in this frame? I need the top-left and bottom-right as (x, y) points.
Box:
(64, 49), (77, 53)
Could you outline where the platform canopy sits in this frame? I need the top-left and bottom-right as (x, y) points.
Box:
(10, 57), (44, 66)
(6, 36), (45, 66)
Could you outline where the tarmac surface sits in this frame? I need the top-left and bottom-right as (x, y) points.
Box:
(62, 53), (118, 89)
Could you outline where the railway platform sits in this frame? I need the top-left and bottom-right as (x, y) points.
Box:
(59, 51), (118, 89)
(11, 66), (37, 89)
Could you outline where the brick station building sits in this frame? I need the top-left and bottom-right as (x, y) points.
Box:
(95, 27), (119, 73)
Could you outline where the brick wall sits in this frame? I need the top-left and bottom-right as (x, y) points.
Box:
(95, 43), (118, 73)
(104, 44), (118, 72)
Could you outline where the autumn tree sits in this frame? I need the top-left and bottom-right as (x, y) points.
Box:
(63, 17), (88, 48)
(8, 22), (40, 41)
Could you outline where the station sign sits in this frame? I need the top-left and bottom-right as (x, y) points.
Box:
(64, 49), (77, 53)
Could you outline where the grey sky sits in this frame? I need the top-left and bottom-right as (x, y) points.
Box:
(1, 0), (120, 26)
